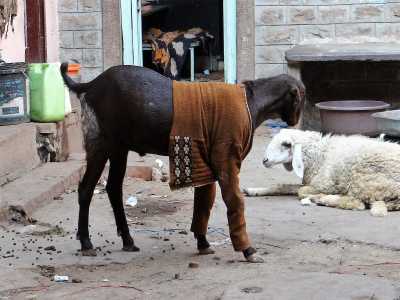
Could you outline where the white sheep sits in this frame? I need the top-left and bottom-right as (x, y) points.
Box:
(246, 129), (400, 217)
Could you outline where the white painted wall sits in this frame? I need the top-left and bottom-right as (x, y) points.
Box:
(0, 0), (26, 62)
(45, 1), (60, 62)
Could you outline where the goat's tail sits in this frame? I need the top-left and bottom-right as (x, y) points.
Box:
(60, 63), (91, 95)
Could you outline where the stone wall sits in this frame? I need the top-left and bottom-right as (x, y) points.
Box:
(255, 0), (400, 78)
(58, 0), (103, 81)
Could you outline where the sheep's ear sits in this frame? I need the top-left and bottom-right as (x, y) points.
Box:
(283, 162), (293, 171)
(292, 144), (304, 179)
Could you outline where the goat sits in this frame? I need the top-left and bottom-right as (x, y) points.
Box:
(60, 64), (305, 263)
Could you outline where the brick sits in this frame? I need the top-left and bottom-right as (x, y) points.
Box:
(376, 23), (400, 42)
(80, 68), (103, 82)
(126, 166), (153, 181)
(335, 23), (375, 40)
(255, 45), (290, 63)
(288, 7), (317, 24)
(74, 31), (102, 48)
(255, 64), (285, 79)
(303, 0), (341, 4)
(255, 7), (285, 25)
(256, 26), (298, 45)
(300, 25), (335, 42)
(351, 5), (384, 22)
(317, 6), (349, 24)
(59, 31), (74, 48)
(255, 0), (280, 5)
(83, 49), (103, 67)
(59, 12), (102, 30)
(385, 4), (400, 22)
(279, 0), (303, 4)
(59, 48), (83, 64)
(59, 0), (77, 12)
(78, 0), (102, 12)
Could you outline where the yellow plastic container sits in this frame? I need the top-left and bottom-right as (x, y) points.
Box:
(28, 63), (65, 122)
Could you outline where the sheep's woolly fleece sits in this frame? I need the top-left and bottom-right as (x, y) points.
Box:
(277, 129), (400, 210)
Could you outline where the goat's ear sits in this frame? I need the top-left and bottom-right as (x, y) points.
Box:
(292, 143), (304, 179)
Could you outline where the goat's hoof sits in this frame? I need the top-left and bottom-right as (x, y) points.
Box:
(81, 248), (97, 256)
(198, 247), (215, 255)
(122, 244), (140, 252)
(245, 254), (264, 263)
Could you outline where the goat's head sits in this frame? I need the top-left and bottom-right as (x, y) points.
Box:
(279, 76), (305, 127)
(263, 129), (304, 178)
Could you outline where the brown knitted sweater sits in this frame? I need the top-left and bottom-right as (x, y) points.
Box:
(169, 81), (252, 189)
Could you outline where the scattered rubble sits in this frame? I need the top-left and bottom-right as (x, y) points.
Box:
(188, 262), (199, 269)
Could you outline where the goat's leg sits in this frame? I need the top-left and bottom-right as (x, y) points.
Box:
(191, 183), (216, 255)
(77, 150), (108, 256)
(106, 150), (139, 252)
(211, 144), (263, 263)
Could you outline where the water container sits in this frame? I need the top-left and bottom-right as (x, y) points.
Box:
(0, 62), (30, 125)
(28, 63), (65, 122)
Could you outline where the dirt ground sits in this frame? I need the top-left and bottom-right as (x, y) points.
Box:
(2, 127), (400, 299)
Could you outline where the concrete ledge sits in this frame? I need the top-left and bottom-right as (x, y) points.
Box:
(286, 43), (400, 63)
(0, 159), (85, 221)
(0, 123), (41, 186)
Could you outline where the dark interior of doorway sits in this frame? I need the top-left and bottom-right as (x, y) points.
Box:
(142, 0), (224, 81)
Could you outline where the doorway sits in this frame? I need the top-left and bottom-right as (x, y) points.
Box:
(25, 0), (46, 63)
(121, 0), (236, 83)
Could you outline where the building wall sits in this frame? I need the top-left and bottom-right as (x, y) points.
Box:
(0, 0), (26, 62)
(58, 0), (103, 81)
(237, 0), (255, 82)
(255, 0), (400, 78)
(45, 2), (61, 63)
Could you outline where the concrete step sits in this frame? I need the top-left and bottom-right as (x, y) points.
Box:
(0, 123), (41, 186)
(0, 111), (84, 186)
(0, 158), (85, 221)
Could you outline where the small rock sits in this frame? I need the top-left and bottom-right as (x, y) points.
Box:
(44, 246), (56, 251)
(174, 273), (180, 279)
(241, 287), (263, 294)
(188, 262), (199, 269)
(213, 256), (221, 261)
(178, 230), (188, 235)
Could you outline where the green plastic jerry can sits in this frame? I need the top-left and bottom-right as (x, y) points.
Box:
(28, 63), (65, 122)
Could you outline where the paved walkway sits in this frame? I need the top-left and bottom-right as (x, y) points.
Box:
(1, 126), (400, 299)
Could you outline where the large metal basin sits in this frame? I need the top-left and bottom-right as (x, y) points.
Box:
(316, 100), (390, 136)
(372, 109), (400, 137)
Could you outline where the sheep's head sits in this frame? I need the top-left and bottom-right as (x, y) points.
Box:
(279, 77), (305, 127)
(263, 129), (304, 178)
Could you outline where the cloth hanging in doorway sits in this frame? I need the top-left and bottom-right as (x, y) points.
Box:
(0, 0), (17, 39)
(143, 27), (213, 80)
